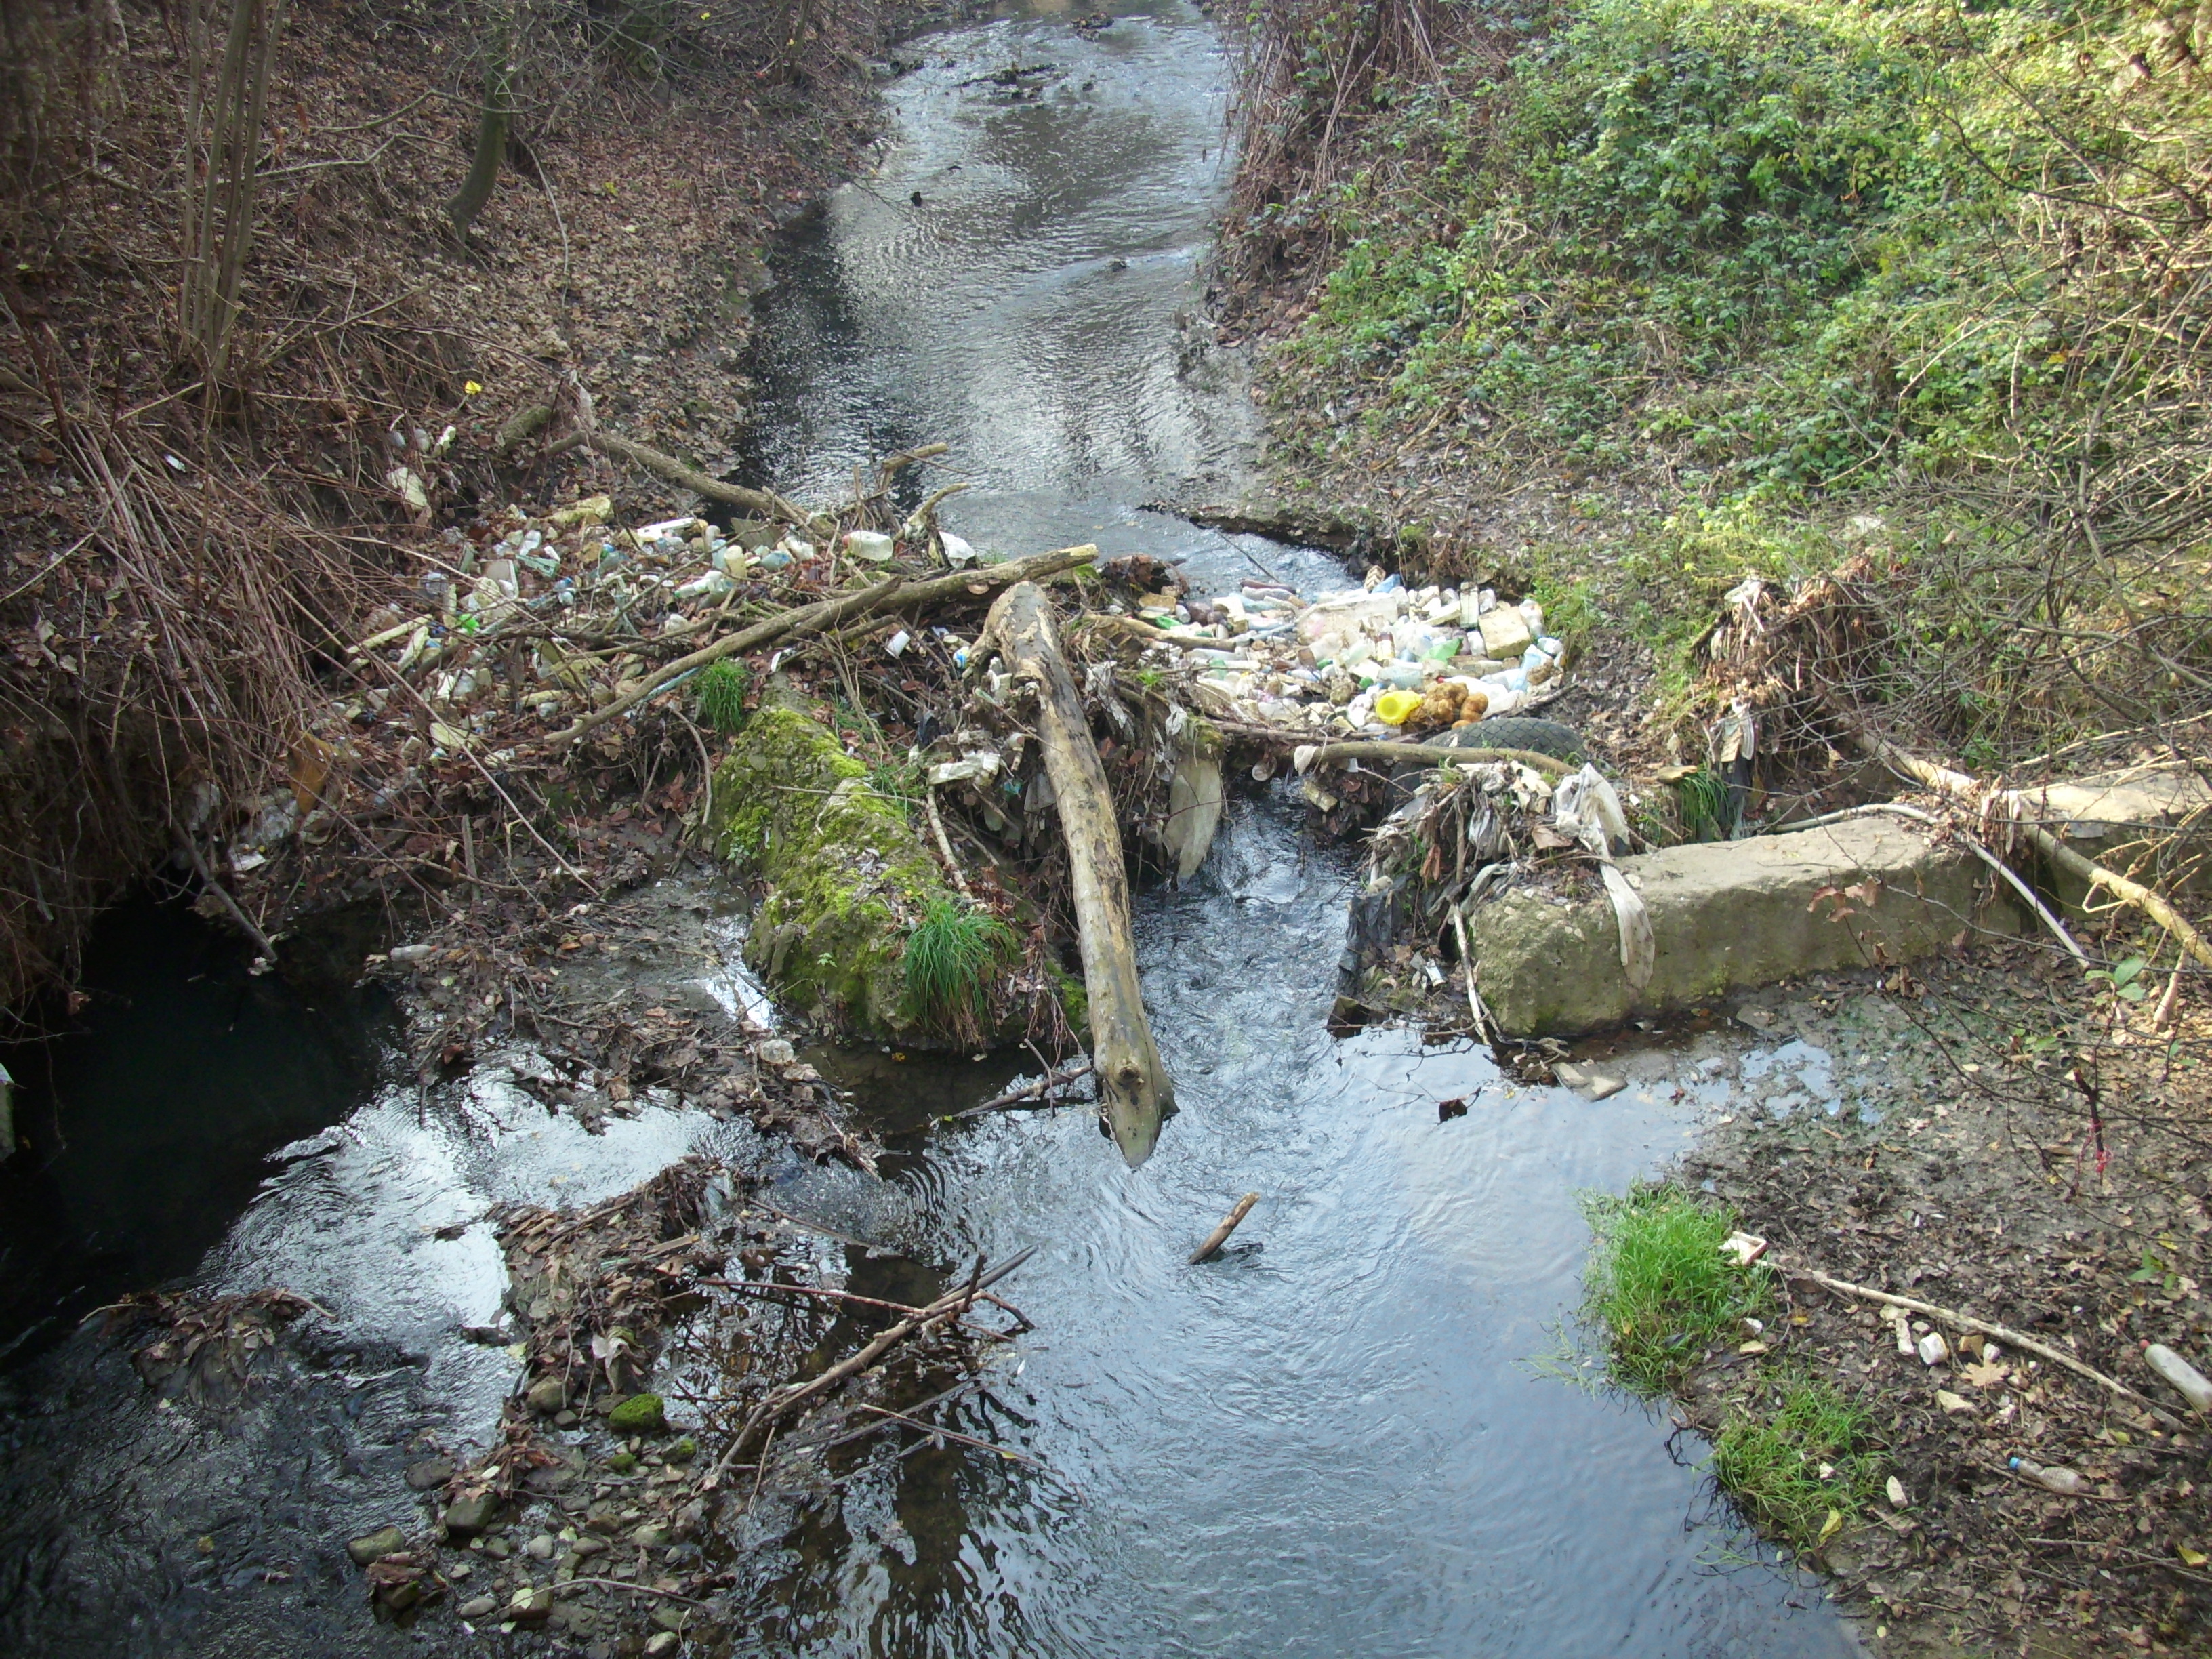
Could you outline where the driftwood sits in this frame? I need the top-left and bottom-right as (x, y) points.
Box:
(541, 546), (1097, 752)
(580, 430), (815, 527)
(982, 581), (1172, 1166)
(1189, 1193), (1258, 1263)
(1822, 699), (2212, 972)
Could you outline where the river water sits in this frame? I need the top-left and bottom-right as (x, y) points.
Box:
(0, 3), (1858, 1655)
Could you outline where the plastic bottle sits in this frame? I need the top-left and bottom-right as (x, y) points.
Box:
(2009, 1457), (2087, 1495)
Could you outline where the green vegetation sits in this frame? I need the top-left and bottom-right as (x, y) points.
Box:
(1578, 1184), (1881, 1553)
(1712, 1372), (1885, 1553)
(1253, 0), (2212, 766)
(1675, 766), (1734, 842)
(1578, 1181), (1770, 1393)
(902, 897), (1019, 1036)
(693, 660), (750, 734)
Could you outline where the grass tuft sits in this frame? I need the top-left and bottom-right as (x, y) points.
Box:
(1579, 1181), (1770, 1394)
(693, 660), (750, 734)
(1713, 1372), (1884, 1553)
(901, 897), (1017, 1035)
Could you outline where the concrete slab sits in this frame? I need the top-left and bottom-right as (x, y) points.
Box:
(1468, 816), (2022, 1036)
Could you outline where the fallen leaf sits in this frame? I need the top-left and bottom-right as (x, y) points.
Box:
(1935, 1388), (1975, 1414)
(2180, 1544), (2207, 1568)
(1963, 1359), (2011, 1389)
(1818, 1508), (1843, 1546)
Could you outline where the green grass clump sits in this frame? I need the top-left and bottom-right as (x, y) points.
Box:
(901, 897), (1017, 1035)
(1580, 1181), (1770, 1394)
(1675, 766), (1734, 842)
(693, 660), (750, 734)
(1713, 1372), (1883, 1553)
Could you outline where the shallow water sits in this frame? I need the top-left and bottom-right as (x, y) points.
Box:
(0, 3), (1859, 1654)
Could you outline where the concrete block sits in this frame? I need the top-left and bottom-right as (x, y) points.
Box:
(1469, 816), (2021, 1036)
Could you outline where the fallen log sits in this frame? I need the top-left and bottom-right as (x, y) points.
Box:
(981, 581), (1172, 1166)
(541, 546), (1097, 752)
(1820, 697), (2212, 972)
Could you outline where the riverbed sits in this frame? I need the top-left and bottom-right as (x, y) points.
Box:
(0, 3), (1858, 1655)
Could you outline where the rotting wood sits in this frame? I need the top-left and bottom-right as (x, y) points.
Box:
(981, 580), (1173, 1166)
(1782, 1261), (2182, 1428)
(542, 546), (1096, 752)
(1822, 698), (2212, 972)
(579, 428), (816, 527)
(1189, 1193), (1258, 1263)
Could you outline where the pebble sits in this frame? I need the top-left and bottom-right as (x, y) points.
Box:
(404, 1458), (455, 1491)
(646, 1635), (680, 1657)
(525, 1533), (556, 1560)
(459, 1595), (499, 1620)
(346, 1525), (405, 1565)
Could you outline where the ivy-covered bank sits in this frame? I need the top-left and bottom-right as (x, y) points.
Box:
(1227, 0), (2212, 772)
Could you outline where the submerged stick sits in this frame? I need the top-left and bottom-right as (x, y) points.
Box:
(1189, 1193), (1258, 1263)
(981, 581), (1172, 1166)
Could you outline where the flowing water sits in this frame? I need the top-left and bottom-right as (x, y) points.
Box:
(0, 3), (1862, 1654)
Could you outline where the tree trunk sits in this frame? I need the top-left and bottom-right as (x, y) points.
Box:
(981, 581), (1172, 1166)
(446, 28), (514, 239)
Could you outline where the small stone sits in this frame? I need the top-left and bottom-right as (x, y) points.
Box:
(448, 1559), (473, 1580)
(646, 1634), (680, 1657)
(510, 1585), (555, 1625)
(404, 1458), (455, 1491)
(756, 1038), (796, 1065)
(1886, 1475), (1910, 1509)
(346, 1525), (406, 1565)
(664, 1436), (697, 1465)
(606, 1393), (666, 1435)
(525, 1533), (556, 1561)
(569, 1534), (608, 1559)
(480, 1534), (511, 1559)
(605, 1451), (638, 1474)
(651, 1604), (689, 1633)
(554, 1410), (580, 1428)
(628, 1521), (672, 1549)
(459, 1595), (499, 1620)
(525, 1375), (569, 1416)
(443, 1492), (503, 1541)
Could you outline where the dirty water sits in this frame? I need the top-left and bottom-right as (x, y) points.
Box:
(0, 2), (1861, 1655)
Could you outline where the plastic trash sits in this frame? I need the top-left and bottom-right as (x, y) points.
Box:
(2009, 1458), (2087, 1496)
(1374, 689), (1424, 726)
(2146, 1343), (2212, 1412)
(939, 531), (979, 567)
(844, 530), (895, 562)
(1917, 1331), (1951, 1366)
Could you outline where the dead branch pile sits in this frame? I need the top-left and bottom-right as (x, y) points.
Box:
(359, 1155), (1037, 1642)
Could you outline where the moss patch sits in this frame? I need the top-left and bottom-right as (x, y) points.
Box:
(708, 703), (1019, 1046)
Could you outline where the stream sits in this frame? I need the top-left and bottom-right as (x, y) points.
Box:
(0, 3), (1858, 1654)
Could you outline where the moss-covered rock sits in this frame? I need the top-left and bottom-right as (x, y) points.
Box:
(708, 700), (1023, 1046)
(605, 1393), (665, 1435)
